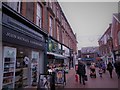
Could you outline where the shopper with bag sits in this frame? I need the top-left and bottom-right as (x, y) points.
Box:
(77, 60), (87, 85)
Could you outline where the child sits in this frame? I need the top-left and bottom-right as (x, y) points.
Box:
(99, 68), (103, 77)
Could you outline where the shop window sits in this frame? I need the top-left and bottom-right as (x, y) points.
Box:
(36, 3), (42, 28)
(118, 31), (120, 45)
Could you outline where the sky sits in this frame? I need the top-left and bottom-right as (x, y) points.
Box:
(58, 1), (118, 50)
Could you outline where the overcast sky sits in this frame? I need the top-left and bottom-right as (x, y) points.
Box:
(59, 1), (118, 49)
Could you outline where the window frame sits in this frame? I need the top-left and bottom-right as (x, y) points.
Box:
(36, 2), (43, 28)
(57, 25), (60, 41)
(49, 16), (53, 36)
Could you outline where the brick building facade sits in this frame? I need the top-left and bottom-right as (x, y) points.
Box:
(1, 1), (77, 89)
(98, 13), (120, 64)
(111, 13), (120, 60)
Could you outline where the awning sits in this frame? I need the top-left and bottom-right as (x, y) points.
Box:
(47, 52), (66, 59)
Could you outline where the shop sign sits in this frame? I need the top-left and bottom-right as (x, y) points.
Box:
(2, 25), (45, 49)
(48, 39), (58, 53)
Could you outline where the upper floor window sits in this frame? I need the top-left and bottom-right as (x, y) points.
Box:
(49, 16), (53, 36)
(61, 15), (64, 26)
(6, 0), (21, 13)
(118, 31), (120, 45)
(57, 25), (59, 41)
(62, 30), (64, 44)
(36, 3), (42, 28)
(56, 6), (59, 17)
(49, 0), (53, 9)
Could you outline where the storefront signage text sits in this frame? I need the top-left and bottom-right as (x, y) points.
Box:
(6, 32), (42, 47)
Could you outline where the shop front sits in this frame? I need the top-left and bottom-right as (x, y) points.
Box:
(2, 8), (46, 89)
(47, 38), (66, 70)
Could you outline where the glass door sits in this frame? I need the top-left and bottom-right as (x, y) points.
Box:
(15, 48), (29, 88)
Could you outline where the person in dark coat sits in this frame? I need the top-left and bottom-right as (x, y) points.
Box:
(114, 60), (120, 79)
(77, 60), (86, 85)
(107, 61), (114, 78)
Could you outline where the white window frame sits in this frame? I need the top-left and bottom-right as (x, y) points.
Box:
(36, 3), (42, 28)
(49, 16), (53, 36)
(57, 25), (59, 41)
(62, 30), (64, 44)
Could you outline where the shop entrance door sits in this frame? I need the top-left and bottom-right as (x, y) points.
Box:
(15, 48), (30, 88)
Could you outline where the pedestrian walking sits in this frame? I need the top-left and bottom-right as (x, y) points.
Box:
(77, 60), (86, 85)
(114, 60), (120, 79)
(89, 63), (96, 78)
(99, 67), (103, 78)
(107, 61), (114, 78)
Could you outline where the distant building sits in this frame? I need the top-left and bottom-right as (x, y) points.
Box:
(98, 24), (114, 64)
(81, 47), (99, 62)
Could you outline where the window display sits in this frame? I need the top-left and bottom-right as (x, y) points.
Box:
(2, 47), (16, 89)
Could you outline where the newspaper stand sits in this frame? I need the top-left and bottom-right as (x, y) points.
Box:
(54, 69), (66, 88)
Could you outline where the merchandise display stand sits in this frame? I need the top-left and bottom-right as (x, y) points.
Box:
(2, 46), (16, 89)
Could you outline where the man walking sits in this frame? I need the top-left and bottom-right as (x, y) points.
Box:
(114, 60), (120, 79)
(77, 60), (86, 85)
(107, 61), (114, 78)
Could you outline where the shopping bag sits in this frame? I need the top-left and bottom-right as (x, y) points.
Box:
(84, 75), (88, 81)
(75, 74), (79, 82)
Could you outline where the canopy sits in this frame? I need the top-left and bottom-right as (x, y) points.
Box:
(47, 52), (66, 59)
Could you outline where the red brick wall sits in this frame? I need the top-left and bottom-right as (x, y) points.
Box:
(20, 2), (77, 52)
(111, 15), (120, 50)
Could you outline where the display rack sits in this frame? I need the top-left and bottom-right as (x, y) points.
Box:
(2, 47), (16, 89)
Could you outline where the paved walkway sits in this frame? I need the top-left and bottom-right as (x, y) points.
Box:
(64, 67), (119, 89)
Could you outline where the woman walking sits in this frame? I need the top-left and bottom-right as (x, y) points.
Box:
(107, 61), (114, 78)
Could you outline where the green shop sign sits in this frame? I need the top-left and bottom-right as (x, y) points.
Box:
(48, 39), (58, 52)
